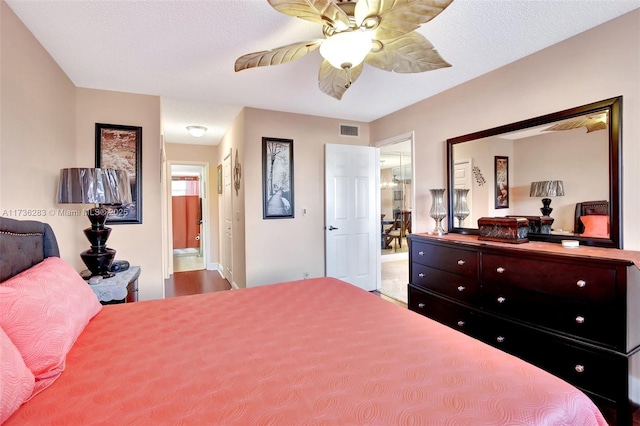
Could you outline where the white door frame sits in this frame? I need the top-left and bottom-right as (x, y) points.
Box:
(454, 158), (473, 227)
(166, 161), (211, 274)
(221, 149), (234, 285)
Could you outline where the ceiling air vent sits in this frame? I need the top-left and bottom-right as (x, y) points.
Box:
(340, 124), (359, 137)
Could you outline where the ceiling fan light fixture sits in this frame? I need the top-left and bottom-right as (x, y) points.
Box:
(186, 125), (207, 138)
(319, 30), (373, 70)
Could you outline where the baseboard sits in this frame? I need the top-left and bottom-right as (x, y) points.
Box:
(213, 266), (239, 289)
(207, 262), (219, 271)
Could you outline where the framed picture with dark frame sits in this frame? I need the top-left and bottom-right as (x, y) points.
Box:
(95, 123), (143, 224)
(262, 137), (294, 219)
(494, 155), (509, 209)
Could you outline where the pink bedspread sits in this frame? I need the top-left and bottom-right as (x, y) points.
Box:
(6, 277), (607, 425)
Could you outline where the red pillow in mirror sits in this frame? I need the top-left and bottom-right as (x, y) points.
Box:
(580, 215), (609, 238)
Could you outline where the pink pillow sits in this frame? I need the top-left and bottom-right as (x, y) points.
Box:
(0, 257), (101, 396)
(580, 215), (609, 238)
(0, 326), (35, 423)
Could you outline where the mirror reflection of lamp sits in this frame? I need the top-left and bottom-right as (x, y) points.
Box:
(57, 168), (131, 278)
(530, 180), (565, 220)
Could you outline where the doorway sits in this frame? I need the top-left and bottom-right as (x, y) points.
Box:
(376, 133), (414, 304)
(170, 164), (206, 272)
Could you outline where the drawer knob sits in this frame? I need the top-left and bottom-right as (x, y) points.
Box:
(575, 365), (585, 373)
(457, 259), (466, 266)
(497, 296), (506, 304)
(418, 273), (425, 278)
(575, 316), (585, 324)
(457, 286), (466, 292)
(418, 251), (425, 256)
(496, 336), (505, 343)
(418, 303), (425, 308)
(576, 280), (586, 288)
(457, 320), (465, 327)
(496, 267), (505, 273)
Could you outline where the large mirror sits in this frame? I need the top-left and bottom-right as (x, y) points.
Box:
(446, 97), (621, 248)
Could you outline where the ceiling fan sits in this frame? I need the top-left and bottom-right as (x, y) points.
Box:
(544, 112), (609, 133)
(234, 0), (454, 100)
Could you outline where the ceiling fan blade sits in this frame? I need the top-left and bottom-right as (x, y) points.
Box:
(318, 61), (364, 100)
(543, 114), (608, 133)
(365, 32), (450, 73)
(268, 0), (351, 30)
(235, 40), (323, 72)
(355, 0), (453, 41)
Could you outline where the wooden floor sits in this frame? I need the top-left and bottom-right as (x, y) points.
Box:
(164, 269), (231, 298)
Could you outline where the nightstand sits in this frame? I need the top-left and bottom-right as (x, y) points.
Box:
(89, 266), (141, 305)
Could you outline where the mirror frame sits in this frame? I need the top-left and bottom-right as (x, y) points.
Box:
(446, 96), (622, 248)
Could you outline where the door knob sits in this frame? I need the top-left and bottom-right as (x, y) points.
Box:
(328, 226), (339, 231)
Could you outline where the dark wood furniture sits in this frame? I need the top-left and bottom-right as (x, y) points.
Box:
(383, 210), (412, 249)
(408, 233), (640, 425)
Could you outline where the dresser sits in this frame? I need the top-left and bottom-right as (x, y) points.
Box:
(407, 233), (640, 425)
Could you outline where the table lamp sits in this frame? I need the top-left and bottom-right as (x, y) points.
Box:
(57, 168), (131, 277)
(529, 180), (565, 217)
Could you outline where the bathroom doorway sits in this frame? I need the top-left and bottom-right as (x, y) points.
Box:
(171, 164), (206, 272)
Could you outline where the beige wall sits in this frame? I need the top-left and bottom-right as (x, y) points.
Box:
(512, 130), (609, 231)
(370, 9), (640, 249)
(242, 108), (369, 287)
(75, 88), (163, 300)
(164, 142), (220, 269)
(1, 1), (81, 262)
(2, 4), (164, 299)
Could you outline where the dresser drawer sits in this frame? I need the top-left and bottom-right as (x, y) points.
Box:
(481, 253), (617, 303)
(481, 282), (620, 348)
(411, 263), (478, 304)
(408, 286), (478, 336)
(473, 314), (626, 401)
(411, 240), (478, 278)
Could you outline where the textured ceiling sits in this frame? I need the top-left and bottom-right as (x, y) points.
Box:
(6, 0), (639, 145)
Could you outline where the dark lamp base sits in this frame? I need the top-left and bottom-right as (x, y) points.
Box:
(540, 198), (553, 217)
(81, 247), (116, 277)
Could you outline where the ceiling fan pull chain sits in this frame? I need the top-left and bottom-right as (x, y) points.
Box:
(344, 66), (352, 89)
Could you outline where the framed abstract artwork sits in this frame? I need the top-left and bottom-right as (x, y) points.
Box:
(95, 123), (143, 224)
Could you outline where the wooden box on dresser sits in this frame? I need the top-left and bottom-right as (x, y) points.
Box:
(408, 233), (640, 425)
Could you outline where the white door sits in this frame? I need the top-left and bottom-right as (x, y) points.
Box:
(325, 144), (380, 291)
(454, 158), (473, 227)
(222, 151), (233, 283)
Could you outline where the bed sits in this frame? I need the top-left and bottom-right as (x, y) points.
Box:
(1, 217), (607, 425)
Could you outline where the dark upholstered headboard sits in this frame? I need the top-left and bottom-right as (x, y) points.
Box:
(0, 217), (60, 283)
(573, 200), (609, 234)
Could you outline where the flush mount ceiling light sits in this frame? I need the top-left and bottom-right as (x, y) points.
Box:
(186, 125), (207, 138)
(235, 0), (453, 100)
